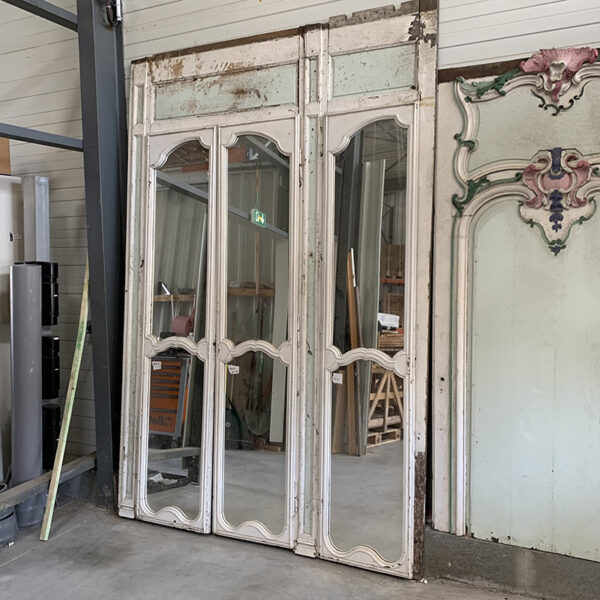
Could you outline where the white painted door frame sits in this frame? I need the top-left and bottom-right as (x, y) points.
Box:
(119, 6), (438, 578)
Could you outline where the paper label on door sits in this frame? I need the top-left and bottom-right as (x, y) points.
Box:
(228, 365), (240, 375)
(332, 372), (343, 385)
(152, 361), (162, 371)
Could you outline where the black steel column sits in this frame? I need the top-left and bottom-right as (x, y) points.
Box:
(76, 0), (127, 508)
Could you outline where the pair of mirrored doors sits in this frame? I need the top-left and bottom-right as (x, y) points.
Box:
(134, 108), (416, 574)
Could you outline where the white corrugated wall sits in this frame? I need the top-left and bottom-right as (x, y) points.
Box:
(0, 0), (91, 456)
(0, 0), (598, 456)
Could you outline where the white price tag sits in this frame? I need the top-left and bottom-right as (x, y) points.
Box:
(332, 372), (343, 385)
(152, 361), (161, 371)
(228, 365), (240, 375)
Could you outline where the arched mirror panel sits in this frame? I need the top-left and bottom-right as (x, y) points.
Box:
(141, 139), (212, 525)
(226, 135), (290, 346)
(152, 140), (210, 342)
(324, 117), (410, 568)
(214, 126), (295, 548)
(333, 119), (407, 354)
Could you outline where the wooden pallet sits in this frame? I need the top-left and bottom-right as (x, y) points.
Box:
(367, 427), (401, 447)
(367, 366), (403, 447)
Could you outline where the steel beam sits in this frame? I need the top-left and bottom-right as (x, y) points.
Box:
(77, 0), (127, 508)
(0, 123), (82, 151)
(1, 0), (77, 31)
(246, 136), (290, 169)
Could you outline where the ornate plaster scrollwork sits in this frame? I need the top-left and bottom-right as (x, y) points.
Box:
(521, 47), (598, 114)
(460, 47), (598, 114)
(452, 46), (600, 255)
(519, 148), (597, 254)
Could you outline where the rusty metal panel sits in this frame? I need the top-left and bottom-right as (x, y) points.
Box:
(154, 64), (298, 120)
(331, 44), (416, 98)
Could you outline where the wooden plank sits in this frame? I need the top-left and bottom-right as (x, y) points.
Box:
(367, 427), (400, 447)
(40, 259), (88, 541)
(440, 0), (565, 22)
(331, 372), (346, 454)
(346, 250), (359, 456)
(122, 0), (395, 61)
(148, 447), (201, 461)
(368, 415), (401, 428)
(0, 453), (95, 511)
(227, 287), (275, 297)
(153, 293), (195, 303)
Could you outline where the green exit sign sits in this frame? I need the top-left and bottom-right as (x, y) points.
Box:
(251, 208), (266, 228)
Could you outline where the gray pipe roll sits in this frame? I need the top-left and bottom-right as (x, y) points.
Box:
(11, 263), (45, 527)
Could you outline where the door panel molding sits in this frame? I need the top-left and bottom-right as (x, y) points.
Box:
(212, 117), (300, 548)
(317, 106), (416, 577)
(134, 126), (217, 533)
(120, 7), (438, 578)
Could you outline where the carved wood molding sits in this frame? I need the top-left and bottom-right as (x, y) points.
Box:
(452, 47), (600, 254)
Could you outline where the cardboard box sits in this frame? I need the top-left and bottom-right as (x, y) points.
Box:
(382, 292), (404, 327)
(0, 138), (10, 175)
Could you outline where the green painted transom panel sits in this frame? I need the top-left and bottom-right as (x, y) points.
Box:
(155, 64), (298, 120)
(331, 44), (416, 98)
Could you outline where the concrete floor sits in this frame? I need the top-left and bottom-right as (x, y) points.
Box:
(0, 500), (533, 600)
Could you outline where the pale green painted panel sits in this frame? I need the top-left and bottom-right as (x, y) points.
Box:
(155, 64), (298, 120)
(331, 44), (415, 98)
(471, 79), (600, 171)
(469, 199), (600, 561)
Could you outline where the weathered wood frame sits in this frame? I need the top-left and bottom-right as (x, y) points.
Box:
(120, 5), (438, 579)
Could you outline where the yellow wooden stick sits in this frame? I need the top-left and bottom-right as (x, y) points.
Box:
(40, 259), (89, 541)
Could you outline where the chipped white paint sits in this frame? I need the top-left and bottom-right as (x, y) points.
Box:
(120, 7), (438, 579)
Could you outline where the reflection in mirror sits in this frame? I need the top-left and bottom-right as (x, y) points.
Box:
(227, 135), (290, 345)
(329, 118), (407, 561)
(145, 350), (204, 519)
(330, 360), (405, 561)
(223, 351), (287, 534)
(153, 140), (210, 341)
(333, 119), (407, 355)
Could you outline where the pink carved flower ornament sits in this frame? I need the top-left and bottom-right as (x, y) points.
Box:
(520, 47), (598, 100)
(522, 151), (591, 210)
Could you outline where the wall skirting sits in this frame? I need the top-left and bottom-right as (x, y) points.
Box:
(424, 526), (600, 600)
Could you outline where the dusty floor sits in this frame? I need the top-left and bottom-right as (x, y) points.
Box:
(0, 500), (532, 600)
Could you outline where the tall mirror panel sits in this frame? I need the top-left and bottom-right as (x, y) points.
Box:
(143, 140), (210, 520)
(329, 119), (407, 561)
(222, 135), (290, 533)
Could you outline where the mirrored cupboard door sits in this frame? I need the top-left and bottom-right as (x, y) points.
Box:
(137, 128), (217, 532)
(121, 6), (437, 580)
(214, 119), (299, 546)
(318, 107), (415, 576)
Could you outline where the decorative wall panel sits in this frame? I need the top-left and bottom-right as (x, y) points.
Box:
(432, 47), (600, 563)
